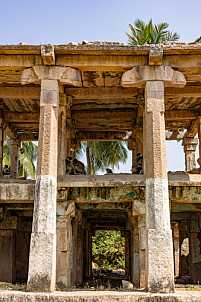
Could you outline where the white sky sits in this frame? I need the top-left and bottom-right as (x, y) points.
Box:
(1, 0), (200, 173)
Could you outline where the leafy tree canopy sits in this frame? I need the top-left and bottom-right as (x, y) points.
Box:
(126, 19), (180, 45)
(92, 231), (125, 270)
(3, 134), (37, 179)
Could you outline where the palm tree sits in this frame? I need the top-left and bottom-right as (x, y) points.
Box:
(3, 134), (38, 179)
(126, 19), (179, 45)
(81, 141), (128, 175)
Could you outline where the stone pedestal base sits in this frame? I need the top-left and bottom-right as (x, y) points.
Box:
(27, 233), (56, 292)
(146, 229), (174, 293)
(27, 175), (57, 292)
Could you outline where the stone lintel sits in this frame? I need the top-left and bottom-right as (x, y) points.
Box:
(149, 44), (163, 66)
(121, 65), (186, 88)
(41, 44), (55, 66)
(166, 130), (185, 141)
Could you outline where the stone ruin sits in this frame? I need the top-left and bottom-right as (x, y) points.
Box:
(0, 42), (200, 295)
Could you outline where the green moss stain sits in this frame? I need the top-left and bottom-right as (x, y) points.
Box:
(118, 192), (136, 200)
(87, 194), (91, 200)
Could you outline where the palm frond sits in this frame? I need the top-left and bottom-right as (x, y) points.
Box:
(126, 19), (179, 45)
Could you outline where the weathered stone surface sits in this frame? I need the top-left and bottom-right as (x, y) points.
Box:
(144, 79), (174, 293)
(41, 44), (55, 66)
(0, 290), (201, 302)
(21, 66), (82, 87)
(7, 139), (21, 178)
(121, 66), (186, 88)
(27, 176), (57, 292)
(149, 44), (163, 66)
(182, 138), (198, 172)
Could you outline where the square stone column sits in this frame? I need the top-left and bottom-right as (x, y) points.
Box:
(0, 110), (3, 177)
(182, 138), (198, 172)
(7, 139), (21, 178)
(144, 81), (174, 293)
(27, 79), (59, 292)
(57, 94), (67, 176)
(198, 118), (201, 173)
(172, 223), (180, 277)
(138, 215), (146, 288)
(21, 65), (82, 292)
(121, 64), (186, 293)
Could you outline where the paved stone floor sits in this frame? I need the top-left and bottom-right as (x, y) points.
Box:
(0, 289), (201, 301)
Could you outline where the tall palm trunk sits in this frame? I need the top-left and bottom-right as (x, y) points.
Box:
(86, 144), (91, 175)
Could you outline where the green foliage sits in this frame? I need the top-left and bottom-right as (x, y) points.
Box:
(82, 141), (128, 175)
(92, 231), (125, 270)
(126, 19), (179, 45)
(3, 134), (38, 179)
(18, 141), (38, 179)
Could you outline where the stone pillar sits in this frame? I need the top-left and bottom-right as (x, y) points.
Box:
(8, 139), (21, 178)
(189, 213), (201, 283)
(172, 223), (180, 277)
(21, 66), (81, 292)
(28, 78), (59, 292)
(198, 118), (201, 173)
(182, 138), (198, 172)
(121, 65), (186, 293)
(145, 80), (174, 292)
(57, 94), (67, 175)
(0, 110), (3, 176)
(132, 226), (139, 288)
(130, 128), (143, 167)
(179, 221), (189, 277)
(139, 215), (146, 288)
(66, 96), (72, 158)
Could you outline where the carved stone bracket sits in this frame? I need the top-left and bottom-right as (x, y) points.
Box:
(121, 65), (186, 88)
(20, 66), (82, 87)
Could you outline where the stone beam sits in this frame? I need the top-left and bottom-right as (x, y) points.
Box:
(20, 66), (82, 292)
(75, 131), (129, 141)
(3, 112), (40, 123)
(166, 130), (185, 140)
(149, 44), (163, 66)
(66, 87), (139, 99)
(2, 120), (17, 139)
(165, 110), (196, 121)
(165, 86), (201, 98)
(41, 45), (55, 66)
(0, 86), (41, 99)
(186, 116), (200, 138)
(17, 132), (39, 141)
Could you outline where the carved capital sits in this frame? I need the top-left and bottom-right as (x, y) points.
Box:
(121, 66), (186, 88)
(21, 66), (82, 87)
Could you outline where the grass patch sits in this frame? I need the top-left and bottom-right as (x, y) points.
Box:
(0, 283), (27, 291)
